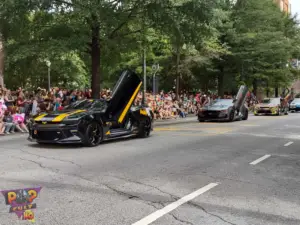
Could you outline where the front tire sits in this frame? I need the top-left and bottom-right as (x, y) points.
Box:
(83, 121), (103, 147)
(228, 109), (235, 122)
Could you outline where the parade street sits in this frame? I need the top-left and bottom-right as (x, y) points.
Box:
(1, 114), (300, 225)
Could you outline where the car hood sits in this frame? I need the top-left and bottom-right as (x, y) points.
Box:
(290, 102), (300, 105)
(256, 103), (277, 107)
(34, 109), (88, 122)
(202, 105), (230, 111)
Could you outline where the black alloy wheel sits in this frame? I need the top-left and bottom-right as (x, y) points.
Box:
(84, 121), (103, 147)
(198, 116), (204, 122)
(276, 107), (280, 116)
(138, 118), (151, 138)
(242, 109), (248, 120)
(228, 109), (235, 122)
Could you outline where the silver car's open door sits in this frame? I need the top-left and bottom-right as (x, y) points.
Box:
(234, 85), (248, 110)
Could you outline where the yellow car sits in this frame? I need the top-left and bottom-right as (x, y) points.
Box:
(254, 98), (288, 116)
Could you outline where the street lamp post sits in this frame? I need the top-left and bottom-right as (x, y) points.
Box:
(151, 63), (159, 96)
(45, 60), (51, 91)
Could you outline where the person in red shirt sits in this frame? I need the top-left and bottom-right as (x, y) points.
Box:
(17, 96), (25, 113)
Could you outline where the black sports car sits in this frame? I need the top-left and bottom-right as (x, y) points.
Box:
(28, 70), (154, 147)
(198, 86), (249, 122)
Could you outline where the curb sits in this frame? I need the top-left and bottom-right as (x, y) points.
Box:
(154, 117), (197, 127)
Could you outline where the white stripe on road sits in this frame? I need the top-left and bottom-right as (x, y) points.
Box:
(250, 155), (271, 165)
(284, 142), (293, 147)
(132, 183), (219, 225)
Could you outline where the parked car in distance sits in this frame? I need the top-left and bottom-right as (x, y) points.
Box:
(289, 98), (300, 112)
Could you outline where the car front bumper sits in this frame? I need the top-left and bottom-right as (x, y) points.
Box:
(198, 111), (229, 121)
(28, 123), (83, 144)
(289, 106), (300, 111)
(254, 108), (278, 115)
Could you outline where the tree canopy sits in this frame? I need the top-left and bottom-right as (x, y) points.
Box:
(0, 0), (299, 97)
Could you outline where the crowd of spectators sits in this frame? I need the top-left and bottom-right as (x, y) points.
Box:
(134, 90), (235, 120)
(0, 85), (257, 135)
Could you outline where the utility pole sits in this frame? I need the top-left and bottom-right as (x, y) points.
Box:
(152, 63), (159, 95)
(176, 45), (180, 100)
(45, 60), (51, 91)
(142, 48), (146, 105)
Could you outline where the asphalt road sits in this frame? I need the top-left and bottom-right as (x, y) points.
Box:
(1, 113), (300, 225)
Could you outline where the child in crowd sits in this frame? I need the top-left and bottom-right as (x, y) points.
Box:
(3, 110), (15, 134)
(12, 108), (29, 133)
(0, 100), (7, 135)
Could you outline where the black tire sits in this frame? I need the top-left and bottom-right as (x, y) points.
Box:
(198, 117), (204, 122)
(83, 121), (103, 147)
(228, 109), (235, 122)
(242, 109), (248, 120)
(138, 118), (151, 138)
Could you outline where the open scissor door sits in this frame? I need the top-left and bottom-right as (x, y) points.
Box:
(106, 70), (142, 124)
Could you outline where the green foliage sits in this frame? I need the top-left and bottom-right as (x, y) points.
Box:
(0, 0), (299, 95)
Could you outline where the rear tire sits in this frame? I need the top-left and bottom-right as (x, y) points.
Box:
(83, 121), (103, 147)
(242, 109), (248, 120)
(198, 117), (204, 122)
(138, 118), (151, 138)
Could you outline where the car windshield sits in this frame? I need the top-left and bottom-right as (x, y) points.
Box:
(292, 98), (300, 103)
(64, 99), (106, 110)
(262, 98), (280, 104)
(210, 99), (233, 107)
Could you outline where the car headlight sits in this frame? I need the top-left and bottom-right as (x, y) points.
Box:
(220, 109), (227, 113)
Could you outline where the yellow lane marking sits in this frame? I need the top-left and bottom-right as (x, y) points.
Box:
(154, 128), (233, 135)
(163, 132), (227, 137)
(154, 127), (232, 131)
(240, 123), (260, 126)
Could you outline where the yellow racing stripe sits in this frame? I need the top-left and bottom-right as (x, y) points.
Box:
(118, 82), (142, 123)
(52, 110), (86, 122)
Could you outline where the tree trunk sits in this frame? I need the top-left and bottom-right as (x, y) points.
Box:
(217, 67), (224, 97)
(176, 44), (180, 100)
(91, 24), (100, 99)
(275, 86), (279, 97)
(252, 79), (257, 96)
(0, 37), (4, 88)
